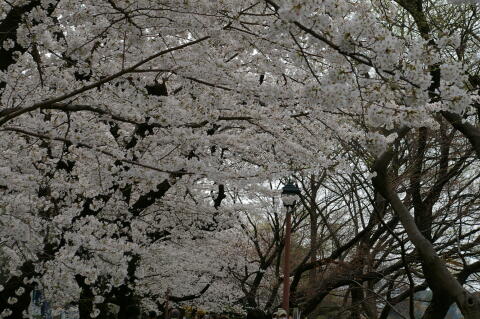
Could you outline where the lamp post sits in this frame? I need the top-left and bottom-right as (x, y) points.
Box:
(281, 182), (301, 314)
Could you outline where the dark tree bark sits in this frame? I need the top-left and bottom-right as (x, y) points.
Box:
(0, 261), (36, 319)
(371, 130), (480, 319)
(349, 283), (364, 319)
(76, 275), (95, 319)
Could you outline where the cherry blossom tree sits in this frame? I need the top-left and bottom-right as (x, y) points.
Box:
(2, 1), (480, 319)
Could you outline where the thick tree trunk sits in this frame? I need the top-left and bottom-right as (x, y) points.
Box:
(372, 144), (480, 319)
(410, 127), (432, 242)
(0, 261), (35, 319)
(247, 308), (267, 319)
(422, 293), (453, 319)
(350, 284), (363, 319)
(308, 208), (318, 298)
(115, 284), (138, 319)
(75, 275), (94, 319)
(363, 281), (378, 319)
(383, 0), (480, 314)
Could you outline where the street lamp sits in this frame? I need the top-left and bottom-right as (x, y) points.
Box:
(281, 182), (301, 314)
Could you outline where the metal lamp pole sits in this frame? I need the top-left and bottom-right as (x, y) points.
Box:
(282, 205), (292, 313)
(281, 183), (301, 314)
